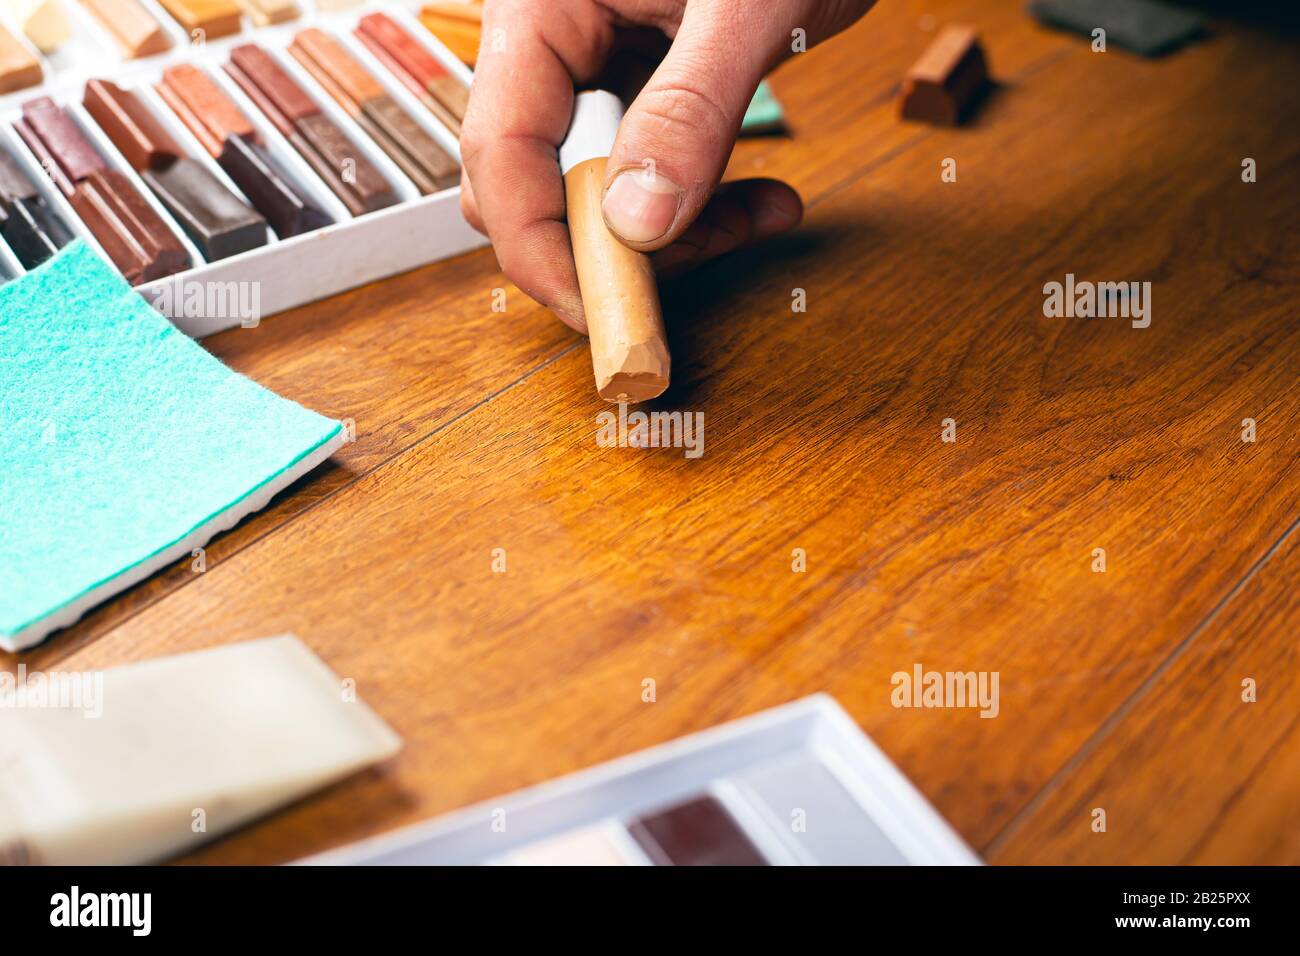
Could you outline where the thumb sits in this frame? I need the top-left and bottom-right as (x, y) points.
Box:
(601, 9), (774, 251)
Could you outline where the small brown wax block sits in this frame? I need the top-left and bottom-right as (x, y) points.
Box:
(80, 0), (171, 58)
(70, 174), (150, 281)
(351, 108), (436, 195)
(154, 78), (223, 158)
(157, 0), (243, 40)
(0, 25), (43, 93)
(283, 127), (358, 213)
(427, 74), (468, 126)
(288, 37), (363, 116)
(224, 60), (295, 139)
(84, 79), (185, 171)
(899, 24), (989, 125)
(90, 169), (190, 280)
(13, 118), (74, 196)
(292, 28), (384, 105)
(358, 13), (444, 89)
(143, 157), (266, 260)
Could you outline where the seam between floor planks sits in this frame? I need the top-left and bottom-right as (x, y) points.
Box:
(984, 509), (1300, 859)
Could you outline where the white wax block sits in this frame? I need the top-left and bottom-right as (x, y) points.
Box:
(2, 0), (69, 52)
(0, 636), (401, 865)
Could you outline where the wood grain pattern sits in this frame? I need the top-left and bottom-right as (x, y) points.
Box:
(991, 523), (1300, 864)
(3, 1), (1296, 866)
(3, 0), (1045, 671)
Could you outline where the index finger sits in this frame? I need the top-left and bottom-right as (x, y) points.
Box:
(460, 1), (614, 332)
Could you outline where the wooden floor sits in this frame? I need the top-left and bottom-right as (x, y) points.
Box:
(5, 0), (1298, 865)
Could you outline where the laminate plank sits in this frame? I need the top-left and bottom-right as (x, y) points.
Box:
(23, 22), (1295, 865)
(991, 522), (1300, 864)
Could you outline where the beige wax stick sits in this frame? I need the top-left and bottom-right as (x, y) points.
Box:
(4, 0), (70, 53)
(560, 91), (669, 403)
(234, 0), (298, 26)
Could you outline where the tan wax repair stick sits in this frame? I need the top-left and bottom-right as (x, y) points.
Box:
(560, 90), (670, 403)
(0, 635), (401, 865)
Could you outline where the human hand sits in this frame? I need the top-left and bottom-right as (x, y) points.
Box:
(458, 0), (876, 331)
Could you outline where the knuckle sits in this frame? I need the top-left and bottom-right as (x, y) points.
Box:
(457, 125), (486, 167)
(635, 78), (733, 142)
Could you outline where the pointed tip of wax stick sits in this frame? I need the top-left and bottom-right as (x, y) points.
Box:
(596, 341), (671, 403)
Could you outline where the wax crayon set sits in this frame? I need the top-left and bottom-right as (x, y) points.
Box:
(0, 2), (485, 335)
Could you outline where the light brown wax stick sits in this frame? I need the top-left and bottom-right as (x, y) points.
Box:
(560, 91), (668, 403)
(565, 155), (669, 403)
(80, 0), (171, 58)
(0, 25), (43, 93)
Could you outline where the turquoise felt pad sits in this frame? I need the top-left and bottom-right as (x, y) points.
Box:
(0, 241), (342, 642)
(741, 80), (785, 134)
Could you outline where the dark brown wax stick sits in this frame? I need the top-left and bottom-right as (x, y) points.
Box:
(142, 161), (268, 261)
(214, 133), (332, 238)
(0, 147), (72, 268)
(350, 107), (437, 194)
(13, 116), (75, 196)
